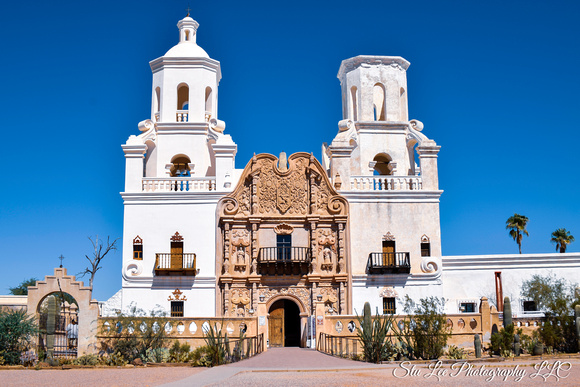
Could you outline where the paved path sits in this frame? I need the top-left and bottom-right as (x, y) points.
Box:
(163, 349), (580, 387)
(162, 347), (380, 386)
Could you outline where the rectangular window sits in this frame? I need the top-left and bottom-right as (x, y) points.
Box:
(421, 242), (431, 257)
(171, 301), (184, 317)
(383, 297), (396, 314)
(133, 244), (143, 260)
(460, 302), (476, 313)
(523, 301), (537, 312)
(276, 234), (291, 261)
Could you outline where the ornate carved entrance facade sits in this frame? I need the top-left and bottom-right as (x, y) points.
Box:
(217, 152), (350, 346)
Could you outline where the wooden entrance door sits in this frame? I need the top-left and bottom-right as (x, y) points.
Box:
(382, 240), (395, 266)
(170, 242), (183, 269)
(269, 302), (284, 347)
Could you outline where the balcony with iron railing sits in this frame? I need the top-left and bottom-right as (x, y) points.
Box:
(154, 253), (197, 276)
(258, 247), (311, 275)
(142, 177), (216, 192)
(366, 252), (411, 274)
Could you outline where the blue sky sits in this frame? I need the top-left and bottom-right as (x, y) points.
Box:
(1, 0), (578, 301)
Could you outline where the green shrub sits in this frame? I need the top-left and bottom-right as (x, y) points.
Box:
(355, 302), (405, 363)
(446, 345), (466, 359)
(169, 340), (192, 362)
(190, 345), (210, 367)
(100, 306), (169, 363)
(0, 308), (38, 365)
(403, 296), (450, 360)
(145, 347), (169, 363)
(521, 274), (580, 353)
(73, 354), (99, 366)
(203, 323), (227, 367)
(490, 323), (514, 357)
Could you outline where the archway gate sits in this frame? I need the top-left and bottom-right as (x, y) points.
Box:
(27, 268), (100, 357)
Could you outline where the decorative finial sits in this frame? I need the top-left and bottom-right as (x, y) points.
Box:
(58, 254), (65, 268)
(186, 5), (191, 17)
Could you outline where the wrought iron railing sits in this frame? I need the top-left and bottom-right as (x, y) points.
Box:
(367, 252), (411, 274)
(258, 247), (311, 263)
(155, 253), (197, 275)
(317, 332), (360, 359)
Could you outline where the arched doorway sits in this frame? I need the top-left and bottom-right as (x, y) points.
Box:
(268, 299), (301, 347)
(37, 292), (79, 359)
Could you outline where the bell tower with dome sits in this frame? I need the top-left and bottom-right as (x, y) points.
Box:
(119, 15), (240, 317)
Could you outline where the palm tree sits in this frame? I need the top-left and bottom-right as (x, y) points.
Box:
(550, 228), (575, 253)
(506, 213), (529, 254)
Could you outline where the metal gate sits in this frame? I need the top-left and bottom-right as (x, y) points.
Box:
(37, 293), (79, 359)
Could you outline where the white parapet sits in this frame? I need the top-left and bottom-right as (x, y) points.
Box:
(142, 177), (216, 192)
(349, 175), (422, 191)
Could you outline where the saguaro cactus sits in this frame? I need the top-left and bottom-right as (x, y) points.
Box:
(514, 333), (521, 356)
(46, 295), (60, 359)
(503, 297), (512, 327)
(363, 302), (372, 333)
(474, 334), (482, 358)
(575, 305), (580, 344)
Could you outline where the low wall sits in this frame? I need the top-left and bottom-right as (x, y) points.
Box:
(316, 297), (537, 351)
(97, 316), (260, 351)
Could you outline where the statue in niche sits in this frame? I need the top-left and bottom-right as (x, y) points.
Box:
(236, 247), (246, 264)
(323, 247), (332, 264)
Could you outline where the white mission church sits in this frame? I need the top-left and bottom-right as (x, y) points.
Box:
(112, 14), (580, 335)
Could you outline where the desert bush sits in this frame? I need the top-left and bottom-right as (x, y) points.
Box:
(100, 306), (169, 363)
(73, 354), (99, 366)
(403, 296), (450, 360)
(0, 308), (38, 365)
(521, 274), (580, 353)
(446, 345), (467, 359)
(169, 340), (192, 362)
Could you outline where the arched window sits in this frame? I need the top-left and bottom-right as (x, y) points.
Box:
(177, 84), (189, 110)
(155, 87), (161, 116)
(373, 83), (386, 121)
(350, 86), (358, 121)
(133, 236), (143, 260)
(420, 235), (430, 257)
(170, 155), (191, 177)
(373, 153), (392, 175)
(205, 86), (213, 116)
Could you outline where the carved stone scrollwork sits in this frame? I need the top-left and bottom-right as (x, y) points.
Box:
(420, 256), (441, 274)
(383, 231), (395, 241)
(259, 287), (311, 312)
(230, 288), (251, 317)
(222, 198), (239, 216)
(327, 196), (348, 215)
(319, 287), (338, 315)
(379, 286), (398, 298)
(274, 223), (293, 235)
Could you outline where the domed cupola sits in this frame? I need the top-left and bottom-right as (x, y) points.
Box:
(149, 14), (221, 124)
(164, 16), (210, 58)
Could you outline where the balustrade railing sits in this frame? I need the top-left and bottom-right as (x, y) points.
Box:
(367, 252), (411, 274)
(155, 253), (196, 276)
(142, 177), (216, 192)
(176, 110), (188, 122)
(350, 176), (422, 191)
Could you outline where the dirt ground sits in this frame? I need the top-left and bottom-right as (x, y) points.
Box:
(0, 366), (205, 387)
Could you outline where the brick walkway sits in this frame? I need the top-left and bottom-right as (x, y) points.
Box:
(162, 349), (580, 387)
(162, 347), (379, 386)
